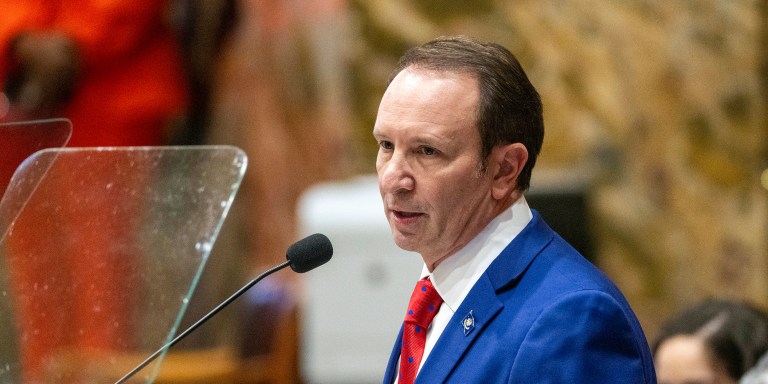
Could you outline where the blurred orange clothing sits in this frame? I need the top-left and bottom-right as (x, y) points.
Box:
(0, 0), (188, 146)
(0, 1), (188, 381)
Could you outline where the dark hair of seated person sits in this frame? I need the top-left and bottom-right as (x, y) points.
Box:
(653, 298), (768, 381)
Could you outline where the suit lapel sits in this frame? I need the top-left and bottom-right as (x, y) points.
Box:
(414, 211), (554, 383)
(383, 326), (404, 383)
(485, 210), (554, 290)
(416, 275), (502, 383)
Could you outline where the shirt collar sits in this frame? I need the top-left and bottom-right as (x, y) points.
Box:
(420, 196), (533, 312)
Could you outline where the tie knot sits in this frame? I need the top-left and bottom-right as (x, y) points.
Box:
(404, 278), (443, 328)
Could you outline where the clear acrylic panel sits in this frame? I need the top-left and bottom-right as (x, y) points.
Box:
(0, 118), (72, 199)
(0, 146), (246, 383)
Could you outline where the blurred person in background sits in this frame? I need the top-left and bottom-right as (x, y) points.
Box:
(205, 0), (349, 278)
(0, 0), (188, 146)
(653, 298), (768, 384)
(0, 1), (188, 381)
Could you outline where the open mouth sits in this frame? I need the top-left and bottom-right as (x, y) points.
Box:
(393, 210), (423, 219)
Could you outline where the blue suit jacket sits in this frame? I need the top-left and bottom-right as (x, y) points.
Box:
(383, 211), (656, 383)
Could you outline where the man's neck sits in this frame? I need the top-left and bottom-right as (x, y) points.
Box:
(424, 191), (524, 271)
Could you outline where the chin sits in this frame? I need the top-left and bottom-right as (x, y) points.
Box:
(392, 233), (421, 253)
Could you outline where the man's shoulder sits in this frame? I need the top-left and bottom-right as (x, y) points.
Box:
(489, 222), (634, 315)
(523, 236), (630, 307)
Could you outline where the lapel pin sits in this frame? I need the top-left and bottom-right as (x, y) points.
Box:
(462, 310), (475, 336)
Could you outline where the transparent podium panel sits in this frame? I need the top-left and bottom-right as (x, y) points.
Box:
(0, 146), (246, 383)
(0, 119), (72, 199)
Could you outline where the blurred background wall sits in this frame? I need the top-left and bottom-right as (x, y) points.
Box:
(4, 0), (766, 381)
(341, 0), (768, 340)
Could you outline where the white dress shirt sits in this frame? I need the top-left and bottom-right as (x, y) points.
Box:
(395, 195), (533, 380)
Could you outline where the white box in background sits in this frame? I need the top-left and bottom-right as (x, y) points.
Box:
(298, 175), (423, 384)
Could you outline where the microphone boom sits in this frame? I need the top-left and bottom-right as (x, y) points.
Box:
(114, 233), (332, 384)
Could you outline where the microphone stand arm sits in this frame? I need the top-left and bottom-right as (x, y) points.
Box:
(114, 260), (292, 384)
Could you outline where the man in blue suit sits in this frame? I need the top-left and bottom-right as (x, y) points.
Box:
(374, 35), (656, 383)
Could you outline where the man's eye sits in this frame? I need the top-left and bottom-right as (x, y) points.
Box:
(420, 146), (436, 155)
(379, 141), (394, 150)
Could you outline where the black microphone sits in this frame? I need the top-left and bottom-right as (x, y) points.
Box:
(114, 233), (333, 384)
(287, 233), (333, 273)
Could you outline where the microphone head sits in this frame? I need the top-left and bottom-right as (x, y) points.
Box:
(286, 233), (333, 273)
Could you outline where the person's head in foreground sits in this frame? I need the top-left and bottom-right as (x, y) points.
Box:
(373, 35), (543, 271)
(654, 298), (768, 384)
(375, 35), (655, 384)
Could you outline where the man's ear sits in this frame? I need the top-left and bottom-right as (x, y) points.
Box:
(490, 143), (528, 200)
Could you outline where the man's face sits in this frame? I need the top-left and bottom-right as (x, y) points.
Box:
(373, 68), (499, 269)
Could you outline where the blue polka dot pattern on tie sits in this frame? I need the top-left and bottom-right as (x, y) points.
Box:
(398, 277), (443, 384)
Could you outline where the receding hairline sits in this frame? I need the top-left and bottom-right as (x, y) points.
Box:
(388, 62), (481, 87)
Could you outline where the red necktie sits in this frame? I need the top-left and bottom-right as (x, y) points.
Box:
(398, 278), (442, 384)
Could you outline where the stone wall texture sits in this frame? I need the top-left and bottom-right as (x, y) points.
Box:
(349, 0), (768, 338)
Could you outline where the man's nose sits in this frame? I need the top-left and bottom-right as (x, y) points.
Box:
(378, 152), (415, 193)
